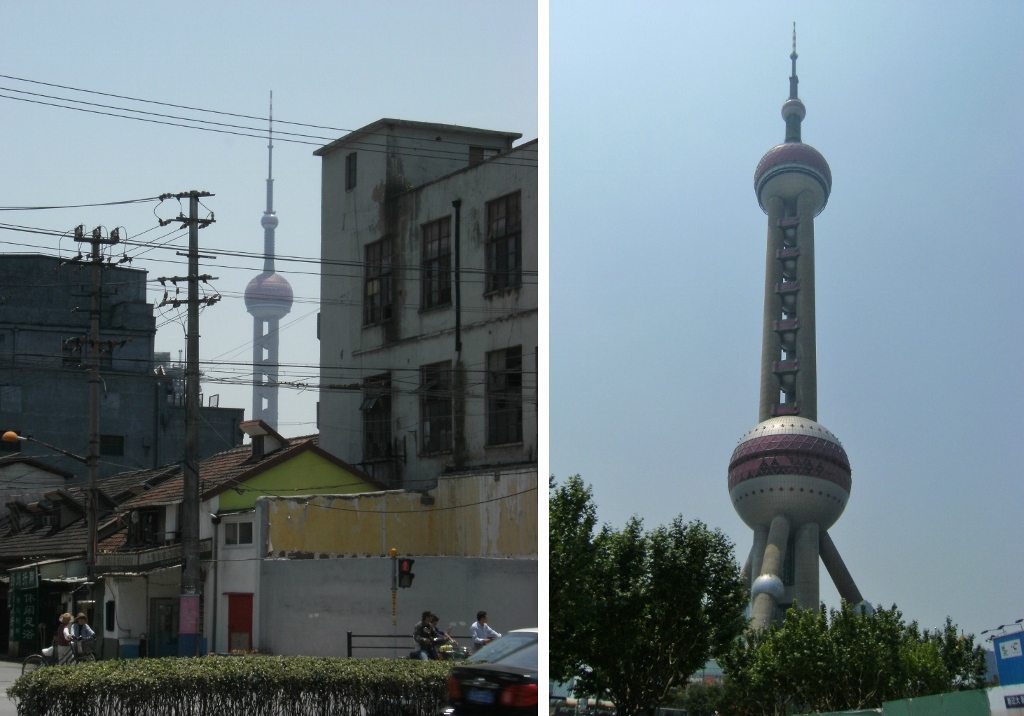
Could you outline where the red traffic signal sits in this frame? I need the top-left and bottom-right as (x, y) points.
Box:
(398, 558), (415, 588)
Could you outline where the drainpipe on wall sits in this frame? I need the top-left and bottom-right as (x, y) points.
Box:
(451, 199), (462, 355)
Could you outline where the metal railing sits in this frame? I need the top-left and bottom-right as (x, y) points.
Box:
(345, 631), (471, 658)
(96, 538), (212, 572)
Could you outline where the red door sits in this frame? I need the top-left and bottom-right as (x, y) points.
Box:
(227, 594), (253, 652)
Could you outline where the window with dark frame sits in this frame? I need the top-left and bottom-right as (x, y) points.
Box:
(485, 192), (522, 293)
(225, 521), (254, 546)
(486, 346), (523, 445)
(345, 152), (357, 191)
(421, 217), (452, 309)
(100, 435), (125, 456)
(361, 374), (392, 460)
(363, 239), (393, 325)
(469, 146), (500, 166)
(419, 361), (453, 454)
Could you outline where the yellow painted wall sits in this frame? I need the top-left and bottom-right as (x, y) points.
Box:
(218, 450), (378, 512)
(264, 468), (537, 558)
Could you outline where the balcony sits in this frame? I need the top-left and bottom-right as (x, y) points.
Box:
(95, 538), (212, 574)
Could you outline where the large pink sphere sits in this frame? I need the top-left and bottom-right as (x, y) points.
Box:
(244, 271), (293, 318)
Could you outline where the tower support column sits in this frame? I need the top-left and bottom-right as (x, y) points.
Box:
(793, 522), (819, 610)
(751, 514), (790, 628)
(820, 530), (863, 606)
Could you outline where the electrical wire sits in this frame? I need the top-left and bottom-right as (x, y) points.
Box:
(0, 73), (539, 153)
(0, 92), (537, 168)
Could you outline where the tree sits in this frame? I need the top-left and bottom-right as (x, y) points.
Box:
(550, 475), (749, 716)
(717, 602), (989, 716)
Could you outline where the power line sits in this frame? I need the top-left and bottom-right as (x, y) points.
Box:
(0, 196), (161, 212)
(0, 73), (539, 152)
(0, 92), (537, 168)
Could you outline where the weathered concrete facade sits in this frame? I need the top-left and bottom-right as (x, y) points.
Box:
(0, 255), (244, 478)
(315, 120), (538, 489)
(263, 467), (537, 558)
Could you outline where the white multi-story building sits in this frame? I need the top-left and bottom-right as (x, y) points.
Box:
(315, 119), (538, 488)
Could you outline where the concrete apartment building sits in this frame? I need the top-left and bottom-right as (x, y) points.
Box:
(0, 255), (243, 480)
(314, 119), (538, 489)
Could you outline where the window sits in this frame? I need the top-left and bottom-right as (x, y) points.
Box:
(469, 146), (500, 166)
(1, 386), (22, 413)
(100, 435), (125, 456)
(486, 192), (522, 292)
(105, 600), (116, 632)
(225, 521), (254, 546)
(345, 152), (357, 191)
(421, 217), (451, 308)
(419, 361), (452, 454)
(361, 374), (392, 460)
(363, 239), (393, 325)
(486, 346), (523, 445)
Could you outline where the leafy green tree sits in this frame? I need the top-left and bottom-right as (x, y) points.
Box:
(549, 475), (600, 682)
(717, 602), (988, 716)
(550, 475), (748, 716)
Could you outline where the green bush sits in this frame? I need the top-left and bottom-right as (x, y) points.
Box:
(7, 656), (453, 716)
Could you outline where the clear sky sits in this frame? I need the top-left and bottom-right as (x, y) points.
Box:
(551, 2), (1023, 642)
(0, 1), (538, 439)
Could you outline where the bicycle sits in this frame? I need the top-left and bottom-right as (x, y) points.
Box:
(22, 636), (97, 675)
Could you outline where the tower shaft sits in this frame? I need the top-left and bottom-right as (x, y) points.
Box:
(758, 191), (818, 422)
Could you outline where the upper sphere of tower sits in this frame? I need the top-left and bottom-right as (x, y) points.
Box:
(754, 142), (832, 216)
(244, 271), (293, 318)
(261, 212), (279, 230)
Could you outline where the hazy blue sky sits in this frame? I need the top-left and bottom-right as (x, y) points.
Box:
(551, 2), (1023, 641)
(0, 1), (538, 439)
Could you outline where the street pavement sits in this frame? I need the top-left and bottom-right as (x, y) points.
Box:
(0, 660), (22, 716)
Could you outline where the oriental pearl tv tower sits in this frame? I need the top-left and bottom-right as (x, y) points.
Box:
(244, 93), (293, 430)
(728, 28), (869, 630)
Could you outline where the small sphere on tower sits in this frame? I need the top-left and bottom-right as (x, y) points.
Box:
(261, 212), (279, 230)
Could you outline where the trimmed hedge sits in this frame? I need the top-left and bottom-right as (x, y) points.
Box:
(7, 656), (453, 716)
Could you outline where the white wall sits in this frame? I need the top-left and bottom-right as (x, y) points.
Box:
(258, 556), (537, 657)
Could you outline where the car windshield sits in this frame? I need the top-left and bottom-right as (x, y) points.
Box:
(468, 631), (537, 664)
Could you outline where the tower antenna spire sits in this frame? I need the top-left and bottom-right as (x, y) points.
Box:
(789, 22), (799, 100)
(266, 91), (274, 216)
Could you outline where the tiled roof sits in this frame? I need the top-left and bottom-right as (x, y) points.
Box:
(0, 466), (171, 564)
(0, 516), (88, 562)
(116, 434), (384, 511)
(0, 433), (383, 568)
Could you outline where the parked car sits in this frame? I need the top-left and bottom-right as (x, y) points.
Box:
(445, 628), (538, 714)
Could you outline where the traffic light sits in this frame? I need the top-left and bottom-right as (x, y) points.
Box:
(398, 558), (415, 588)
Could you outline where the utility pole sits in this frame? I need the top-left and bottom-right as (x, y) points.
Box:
(73, 225), (120, 580)
(158, 191), (216, 656)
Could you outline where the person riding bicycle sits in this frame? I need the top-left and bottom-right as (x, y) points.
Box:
(70, 612), (95, 654)
(54, 613), (73, 661)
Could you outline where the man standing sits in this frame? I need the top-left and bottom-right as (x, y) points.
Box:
(470, 611), (501, 651)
